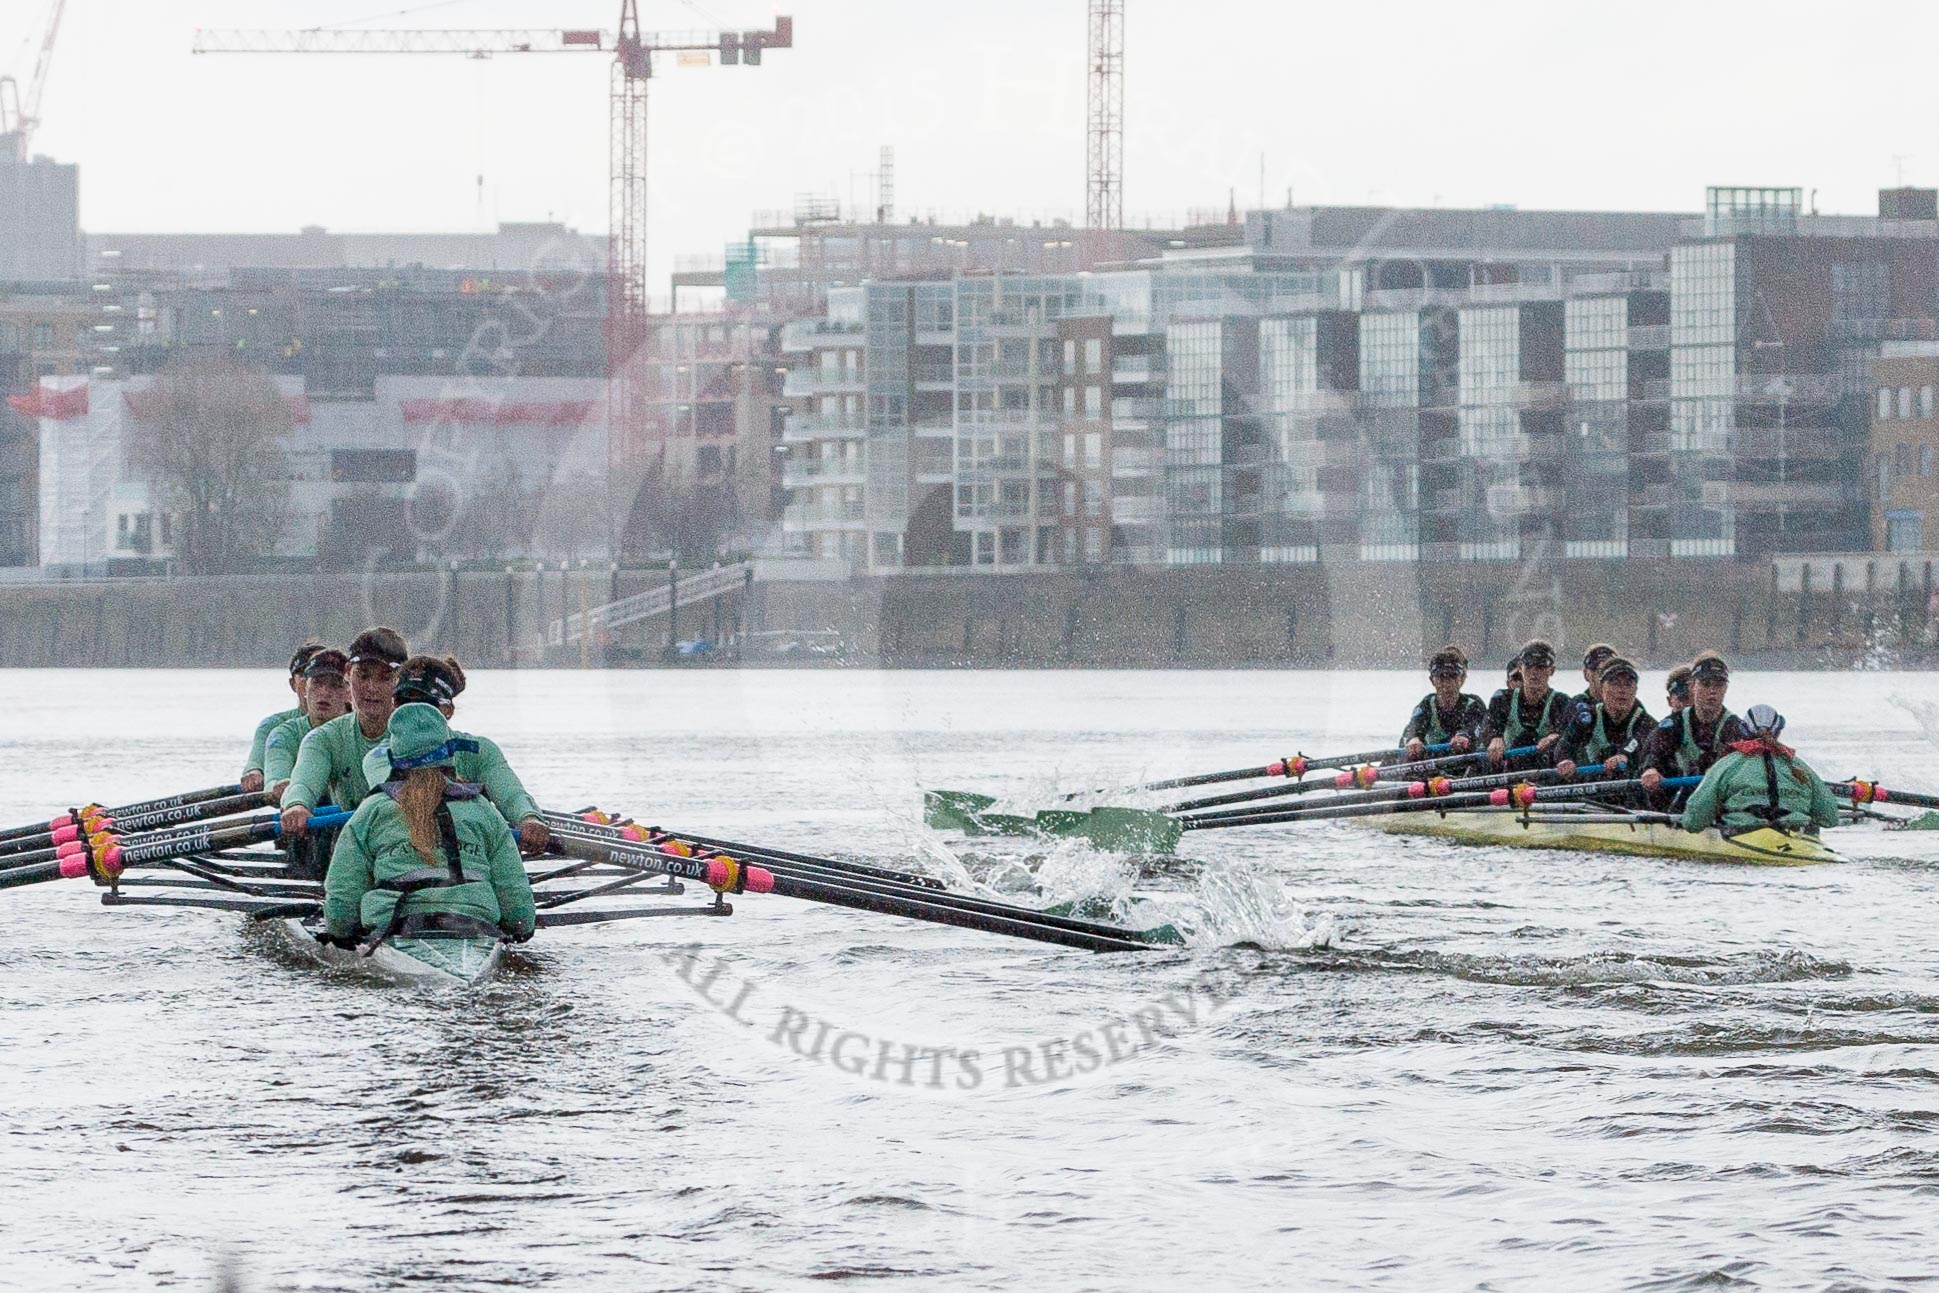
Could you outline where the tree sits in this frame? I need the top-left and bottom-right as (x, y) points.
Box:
(126, 354), (293, 574)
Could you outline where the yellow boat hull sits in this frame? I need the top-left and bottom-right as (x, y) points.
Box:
(1365, 812), (1841, 866)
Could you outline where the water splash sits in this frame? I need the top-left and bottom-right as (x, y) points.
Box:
(1886, 692), (1939, 749)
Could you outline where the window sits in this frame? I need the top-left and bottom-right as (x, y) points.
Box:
(1879, 453), (1891, 500)
(1924, 444), (1934, 477)
(1063, 433), (1076, 467)
(1063, 339), (1076, 369)
(1887, 510), (1924, 553)
(1062, 386), (1075, 413)
(1924, 386), (1936, 419)
(31, 322), (54, 348)
(1897, 443), (1911, 476)
(1901, 387), (1915, 421)
(1083, 480), (1104, 516)
(1062, 481), (1077, 512)
(1083, 527), (1104, 561)
(1085, 338), (1102, 369)
(1880, 387), (1895, 420)
(1085, 432), (1102, 468)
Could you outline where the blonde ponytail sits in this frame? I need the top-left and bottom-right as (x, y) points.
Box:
(396, 765), (448, 867)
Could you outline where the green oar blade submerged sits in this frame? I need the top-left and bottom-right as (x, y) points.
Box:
(924, 789), (999, 831)
(923, 790), (1182, 854)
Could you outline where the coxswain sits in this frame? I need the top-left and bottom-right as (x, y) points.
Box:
(1638, 651), (1745, 796)
(1555, 656), (1654, 780)
(241, 643), (323, 793)
(1679, 704), (1840, 835)
(1664, 664), (1693, 714)
(358, 655), (551, 854)
(1484, 639), (1573, 768)
(1400, 645), (1486, 762)
(280, 626), (410, 840)
(1573, 643), (1618, 709)
(320, 703), (536, 951)
(262, 648), (353, 803)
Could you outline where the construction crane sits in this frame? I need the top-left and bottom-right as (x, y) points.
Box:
(193, 6), (793, 553)
(1, 0), (68, 163)
(1085, 0), (1123, 231)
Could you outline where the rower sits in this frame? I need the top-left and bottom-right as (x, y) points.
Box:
(1664, 664), (1693, 715)
(1400, 645), (1486, 763)
(1638, 651), (1745, 797)
(1555, 656), (1654, 780)
(357, 655), (551, 855)
(279, 626), (410, 841)
(1484, 639), (1573, 768)
(1574, 643), (1618, 709)
(1679, 705), (1840, 835)
(241, 643), (323, 793)
(319, 702), (536, 952)
(262, 648), (352, 804)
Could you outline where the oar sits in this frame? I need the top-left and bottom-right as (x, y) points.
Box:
(1835, 780), (1939, 810)
(546, 821), (1181, 948)
(1163, 745), (1532, 814)
(542, 810), (946, 891)
(1061, 741), (1454, 800)
(1180, 776), (1699, 832)
(0, 809), (351, 891)
(0, 791), (270, 860)
(552, 832), (1162, 953)
(0, 784), (247, 847)
(1179, 762), (1582, 828)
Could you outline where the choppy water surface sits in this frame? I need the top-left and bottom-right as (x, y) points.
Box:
(3, 669), (1938, 1291)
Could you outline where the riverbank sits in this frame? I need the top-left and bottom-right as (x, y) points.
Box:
(1, 557), (1932, 668)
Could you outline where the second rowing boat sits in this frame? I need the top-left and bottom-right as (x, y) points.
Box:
(1362, 810), (1841, 866)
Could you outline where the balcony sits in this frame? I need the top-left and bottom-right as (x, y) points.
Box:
(1484, 483), (1560, 514)
(1736, 372), (1841, 404)
(783, 368), (865, 397)
(782, 460), (867, 489)
(1111, 358), (1157, 385)
(1700, 480), (1849, 508)
(783, 414), (867, 441)
(779, 319), (864, 352)
(782, 501), (868, 529)
(1513, 380), (1567, 410)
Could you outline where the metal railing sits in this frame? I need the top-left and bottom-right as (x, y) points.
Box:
(548, 561), (752, 647)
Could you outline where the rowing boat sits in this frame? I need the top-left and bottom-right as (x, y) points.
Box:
(98, 843), (719, 988)
(269, 914), (508, 988)
(1362, 810), (1841, 866)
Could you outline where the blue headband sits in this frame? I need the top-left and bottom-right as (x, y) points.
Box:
(389, 736), (479, 772)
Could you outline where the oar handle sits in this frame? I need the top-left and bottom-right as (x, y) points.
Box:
(0, 784), (249, 847)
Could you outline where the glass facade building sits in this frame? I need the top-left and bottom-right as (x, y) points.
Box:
(777, 196), (1939, 574)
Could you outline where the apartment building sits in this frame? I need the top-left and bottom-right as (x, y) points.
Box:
(778, 190), (1939, 573)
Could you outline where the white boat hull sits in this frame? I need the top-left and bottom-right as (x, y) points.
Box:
(272, 917), (507, 987)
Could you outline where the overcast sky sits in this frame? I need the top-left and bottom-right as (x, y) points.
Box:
(5, 1), (1932, 294)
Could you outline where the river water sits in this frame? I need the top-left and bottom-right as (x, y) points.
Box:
(2, 668), (1937, 1291)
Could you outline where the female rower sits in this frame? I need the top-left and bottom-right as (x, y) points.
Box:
(358, 655), (551, 855)
(1639, 651), (1745, 794)
(1484, 639), (1572, 768)
(1574, 643), (1618, 709)
(1664, 664), (1693, 714)
(280, 626), (409, 838)
(320, 703), (536, 951)
(1554, 656), (1653, 780)
(1400, 645), (1485, 762)
(1679, 705), (1840, 835)
(262, 648), (353, 803)
(241, 643), (323, 793)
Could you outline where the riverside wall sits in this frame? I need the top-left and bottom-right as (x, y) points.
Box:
(0, 558), (1931, 669)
